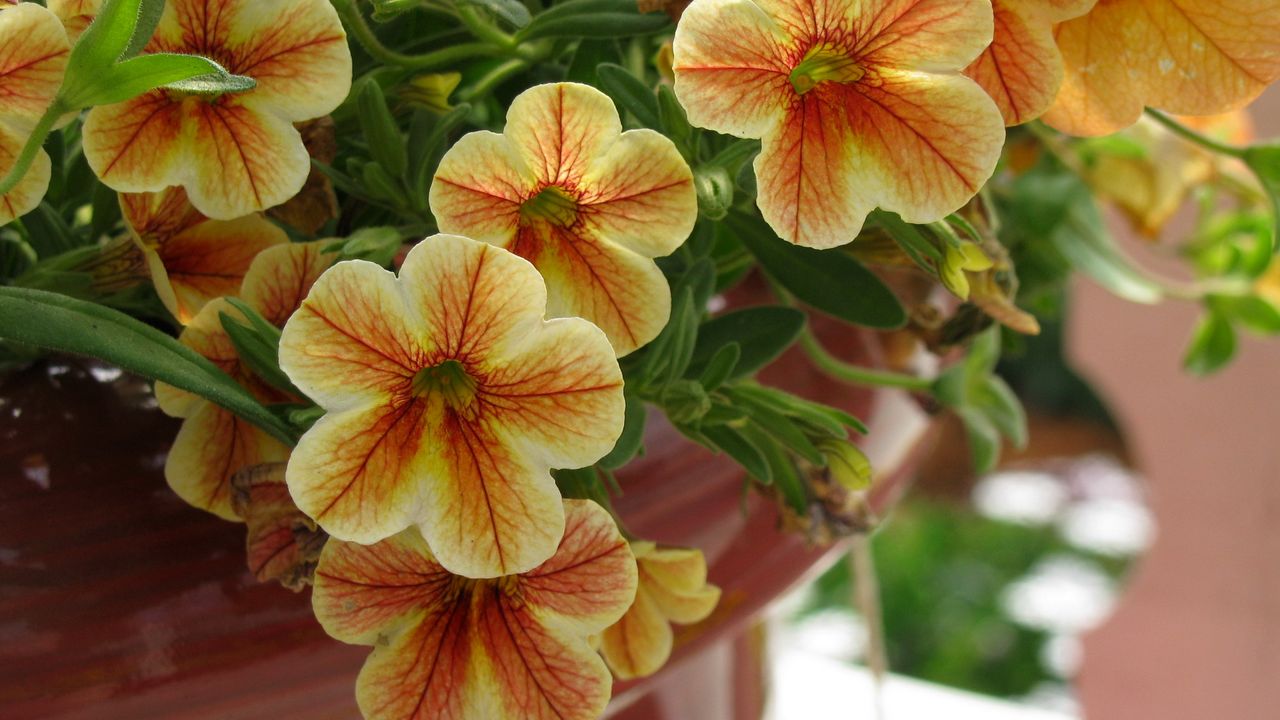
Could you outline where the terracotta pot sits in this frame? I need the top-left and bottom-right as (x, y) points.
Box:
(0, 314), (932, 719)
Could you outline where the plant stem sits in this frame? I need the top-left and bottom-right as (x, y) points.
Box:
(333, 0), (502, 69)
(0, 102), (64, 198)
(1146, 108), (1247, 159)
(456, 58), (526, 102)
(454, 4), (516, 48)
(800, 329), (934, 393)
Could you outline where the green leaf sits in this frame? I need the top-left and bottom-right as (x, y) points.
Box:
(686, 306), (804, 381)
(358, 80), (409, 180)
(871, 210), (943, 274)
(744, 425), (807, 512)
(1243, 144), (1280, 252)
(599, 394), (647, 470)
(519, 0), (669, 40)
(78, 54), (255, 107)
(955, 407), (1001, 475)
(410, 103), (472, 200)
(1183, 311), (1237, 376)
(728, 212), (906, 329)
(657, 83), (691, 148)
(595, 64), (660, 129)
(0, 287), (296, 445)
(702, 424), (771, 484)
(219, 308), (299, 398)
(726, 387), (824, 465)
(696, 342), (740, 391)
(972, 375), (1027, 449)
(70, 0), (162, 67)
(456, 0), (533, 27)
(1211, 294), (1280, 335)
(566, 38), (620, 84)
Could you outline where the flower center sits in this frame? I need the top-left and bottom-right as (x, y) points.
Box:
(789, 45), (864, 95)
(520, 186), (580, 228)
(411, 359), (478, 409)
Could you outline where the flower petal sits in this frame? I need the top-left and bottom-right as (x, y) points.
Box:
(519, 500), (638, 631)
(240, 239), (338, 325)
(639, 547), (721, 623)
(580, 129), (697, 259)
(1044, 0), (1280, 136)
(853, 0), (995, 71)
(430, 131), (533, 248)
(165, 400), (291, 519)
(502, 83), (622, 187)
(279, 260), (421, 410)
(0, 2), (70, 124)
(47, 0), (100, 42)
(672, 0), (792, 138)
(218, 0), (351, 119)
(512, 221), (671, 356)
(82, 91), (187, 195)
(0, 124), (49, 225)
(230, 462), (325, 590)
(599, 587), (671, 680)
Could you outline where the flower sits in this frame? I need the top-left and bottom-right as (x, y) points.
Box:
(121, 187), (288, 323)
(963, 0), (1096, 126)
(47, 0), (101, 41)
(155, 240), (337, 518)
(0, 2), (70, 225)
(430, 82), (697, 357)
(278, 234), (625, 578)
(672, 0), (1004, 249)
(312, 499), (637, 720)
(1044, 0), (1280, 137)
(81, 0), (352, 220)
(231, 462), (326, 591)
(599, 541), (720, 680)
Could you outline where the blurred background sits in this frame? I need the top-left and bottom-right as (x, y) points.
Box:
(768, 88), (1280, 720)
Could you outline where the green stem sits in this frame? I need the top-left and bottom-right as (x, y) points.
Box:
(1146, 108), (1246, 159)
(333, 0), (502, 69)
(454, 5), (516, 48)
(800, 329), (934, 392)
(0, 101), (64, 198)
(456, 58), (526, 102)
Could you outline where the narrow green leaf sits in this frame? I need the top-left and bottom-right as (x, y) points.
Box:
(696, 342), (741, 391)
(1213, 294), (1280, 335)
(1183, 311), (1237, 376)
(219, 310), (299, 398)
(656, 83), (691, 147)
(729, 212), (906, 329)
(702, 424), (771, 484)
(358, 80), (409, 180)
(566, 38), (621, 85)
(955, 406), (1000, 475)
(412, 103), (472, 200)
(456, 0), (533, 27)
(80, 54), (255, 107)
(599, 394), (647, 470)
(972, 375), (1027, 449)
(0, 287), (296, 445)
(595, 63), (661, 129)
(686, 306), (804, 380)
(519, 0), (669, 40)
(1243, 144), (1280, 252)
(729, 390), (824, 465)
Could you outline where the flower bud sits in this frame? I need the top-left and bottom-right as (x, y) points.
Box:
(694, 165), (734, 220)
(816, 438), (872, 491)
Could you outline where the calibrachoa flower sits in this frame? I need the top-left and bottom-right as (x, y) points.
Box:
(963, 0), (1096, 126)
(121, 187), (288, 323)
(279, 234), (625, 578)
(0, 2), (70, 225)
(1044, 0), (1280, 136)
(430, 83), (697, 356)
(672, 0), (1004, 249)
(231, 462), (326, 591)
(155, 241), (336, 518)
(81, 0), (352, 220)
(599, 541), (720, 680)
(312, 499), (637, 720)
(47, 0), (101, 41)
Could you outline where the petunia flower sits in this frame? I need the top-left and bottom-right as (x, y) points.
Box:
(81, 0), (352, 220)
(312, 499), (637, 720)
(430, 82), (697, 357)
(155, 240), (337, 519)
(231, 462), (327, 591)
(121, 187), (288, 323)
(963, 0), (1096, 126)
(0, 2), (70, 225)
(672, 0), (1005, 249)
(278, 234), (626, 578)
(47, 0), (101, 41)
(599, 541), (720, 680)
(1044, 0), (1280, 137)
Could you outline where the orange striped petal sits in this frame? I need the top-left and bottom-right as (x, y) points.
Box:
(230, 463), (325, 590)
(313, 500), (636, 720)
(0, 124), (48, 225)
(281, 236), (625, 578)
(671, 0), (792, 138)
(965, 0), (1096, 126)
(122, 188), (287, 324)
(47, 0), (100, 41)
(81, 91), (187, 196)
(432, 84), (696, 355)
(240, 239), (338, 325)
(0, 3), (69, 124)
(1045, 0), (1280, 137)
(852, 0), (995, 70)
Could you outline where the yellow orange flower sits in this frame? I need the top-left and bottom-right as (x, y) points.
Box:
(1044, 0), (1280, 137)
(430, 83), (697, 357)
(278, 234), (625, 578)
(47, 0), (100, 41)
(231, 462), (326, 591)
(599, 541), (720, 680)
(0, 2), (70, 225)
(964, 0), (1096, 126)
(672, 0), (1004, 249)
(156, 241), (337, 519)
(121, 187), (288, 323)
(312, 499), (637, 720)
(81, 0), (352, 220)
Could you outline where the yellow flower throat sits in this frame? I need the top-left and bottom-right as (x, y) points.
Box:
(520, 186), (579, 228)
(412, 359), (477, 409)
(789, 45), (865, 94)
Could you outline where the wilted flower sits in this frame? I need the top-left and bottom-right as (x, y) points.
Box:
(279, 234), (625, 578)
(312, 499), (637, 720)
(231, 462), (326, 591)
(430, 82), (697, 356)
(82, 0), (352, 220)
(672, 0), (1004, 248)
